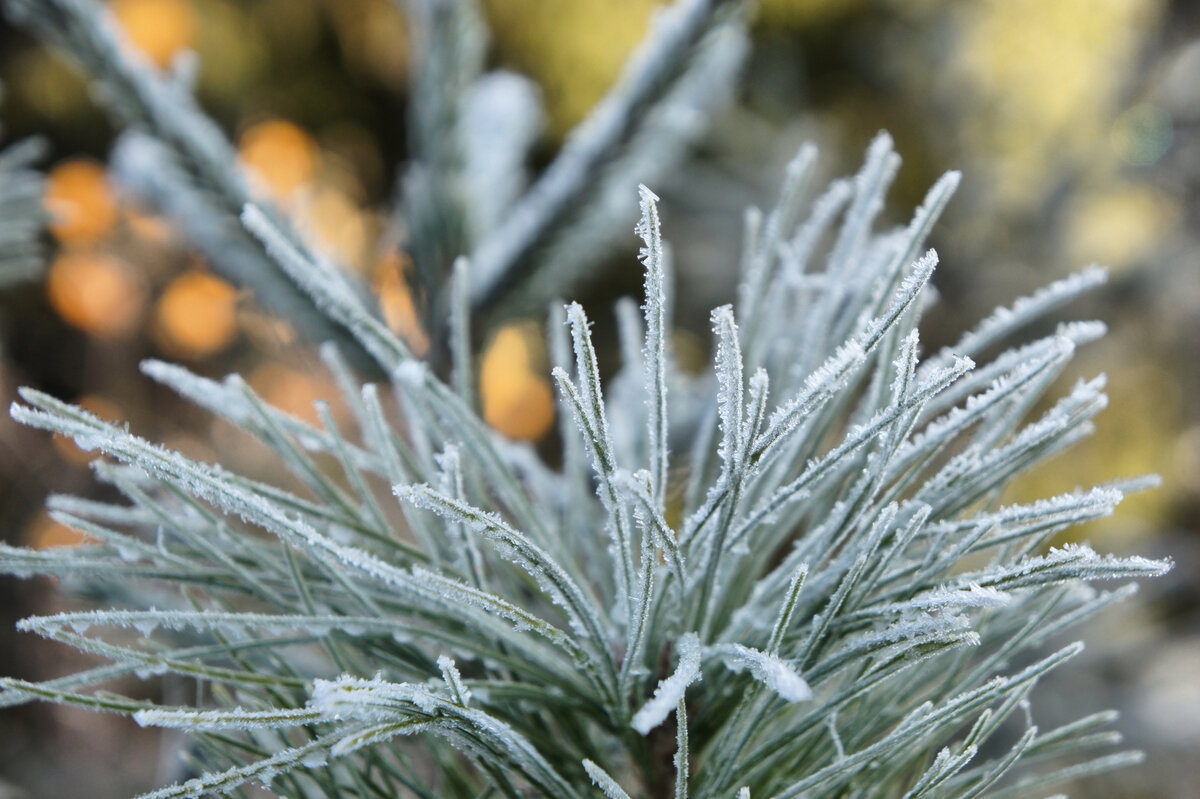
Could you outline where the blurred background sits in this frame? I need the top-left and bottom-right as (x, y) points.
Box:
(0, 0), (1196, 796)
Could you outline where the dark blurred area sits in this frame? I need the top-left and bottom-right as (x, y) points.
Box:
(0, 1), (1196, 797)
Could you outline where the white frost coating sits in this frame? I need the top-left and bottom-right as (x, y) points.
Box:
(711, 305), (744, 468)
(825, 132), (896, 281)
(329, 719), (431, 757)
(583, 759), (634, 799)
(738, 143), (817, 331)
(396, 483), (596, 641)
(858, 249), (939, 351)
(898, 336), (1075, 465)
(1008, 490), (1117, 536)
(711, 644), (811, 703)
(466, 0), (741, 307)
(909, 584), (1011, 612)
(461, 71), (543, 234)
(131, 734), (332, 799)
(836, 612), (976, 656)
(782, 178), (853, 284)
(742, 368), (770, 450)
(922, 325), (1089, 417)
(968, 543), (1172, 591)
(139, 360), (253, 424)
(556, 301), (635, 610)
(18, 609), (416, 640)
(732, 354), (970, 550)
(133, 705), (318, 730)
(917, 374), (1108, 505)
(404, 564), (590, 678)
(621, 469), (686, 585)
(637, 183), (669, 505)
(941, 266), (1109, 366)
(438, 655), (471, 705)
(755, 339), (865, 458)
(310, 674), (435, 722)
(393, 359), (428, 388)
(241, 204), (411, 373)
(631, 633), (702, 734)
(889, 330), (921, 401)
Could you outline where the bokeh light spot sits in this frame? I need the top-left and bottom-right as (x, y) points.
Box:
(239, 119), (319, 201)
(46, 251), (145, 339)
(154, 268), (240, 359)
(480, 324), (555, 441)
(44, 159), (118, 245)
(247, 363), (336, 426)
(26, 511), (94, 550)
(373, 253), (430, 357)
(110, 0), (197, 69)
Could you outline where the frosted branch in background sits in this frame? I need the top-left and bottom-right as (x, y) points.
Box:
(0, 134), (1172, 799)
(0, 130), (47, 287)
(469, 0), (746, 313)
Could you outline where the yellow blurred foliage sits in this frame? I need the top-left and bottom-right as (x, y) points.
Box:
(480, 324), (555, 441)
(46, 251), (146, 340)
(483, 0), (659, 136)
(192, 0), (270, 97)
(757, 0), (862, 27)
(8, 49), (92, 122)
(251, 0), (322, 57)
(44, 159), (118, 245)
(322, 0), (410, 90)
(110, 0), (196, 69)
(238, 119), (319, 201)
(481, 0), (859, 136)
(154, 268), (240, 359)
(1174, 426), (1200, 504)
(952, 0), (1164, 207)
(373, 253), (430, 357)
(1065, 184), (1179, 271)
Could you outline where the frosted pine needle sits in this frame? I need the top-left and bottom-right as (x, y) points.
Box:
(1, 135), (1171, 799)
